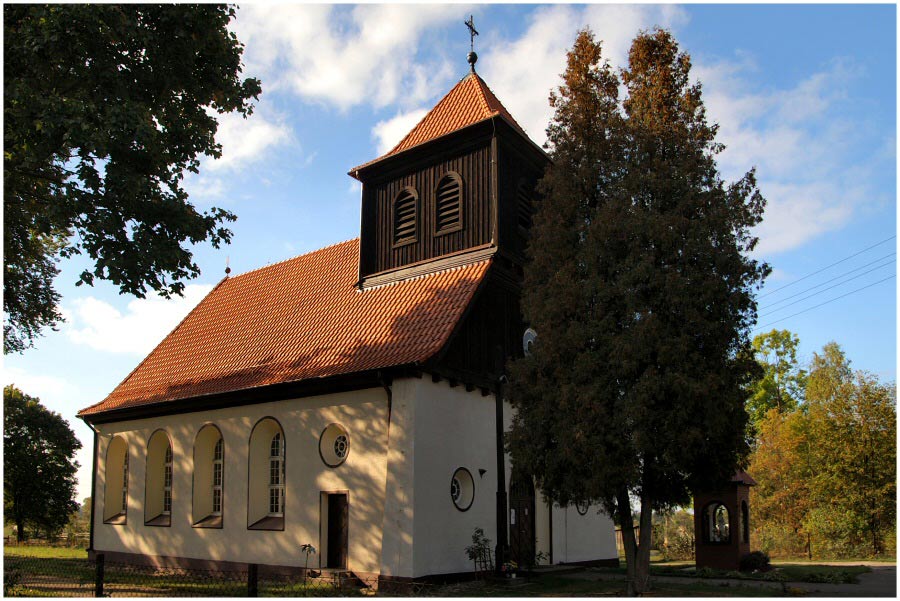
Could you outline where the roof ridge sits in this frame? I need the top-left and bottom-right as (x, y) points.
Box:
(229, 238), (359, 280)
(471, 73), (494, 116)
(384, 73), (471, 157)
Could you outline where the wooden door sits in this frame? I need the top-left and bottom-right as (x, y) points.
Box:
(509, 471), (535, 567)
(326, 494), (349, 569)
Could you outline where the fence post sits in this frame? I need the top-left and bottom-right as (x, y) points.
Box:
(247, 563), (258, 597)
(95, 553), (105, 597)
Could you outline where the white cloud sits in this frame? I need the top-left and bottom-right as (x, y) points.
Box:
(206, 109), (293, 171)
(482, 4), (688, 144)
(695, 58), (884, 256)
(64, 284), (214, 355)
(4, 366), (79, 404)
(372, 109), (429, 154)
(232, 4), (461, 111)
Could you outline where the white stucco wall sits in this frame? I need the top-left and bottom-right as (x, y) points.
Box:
(390, 377), (499, 578)
(92, 388), (389, 574)
(550, 503), (618, 564)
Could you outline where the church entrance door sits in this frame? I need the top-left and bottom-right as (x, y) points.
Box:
(509, 470), (535, 567)
(324, 493), (349, 569)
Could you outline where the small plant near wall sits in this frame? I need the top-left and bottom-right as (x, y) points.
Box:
(501, 560), (519, 578)
(300, 544), (318, 582)
(465, 528), (493, 574)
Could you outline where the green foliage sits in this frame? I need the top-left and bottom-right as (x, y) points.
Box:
(804, 345), (896, 557)
(4, 4), (261, 353)
(747, 330), (806, 431)
(3, 385), (82, 541)
(507, 27), (768, 594)
(739, 551), (771, 572)
(465, 527), (492, 563)
(750, 342), (896, 559)
(654, 510), (696, 561)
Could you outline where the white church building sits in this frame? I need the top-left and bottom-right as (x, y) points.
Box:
(79, 58), (618, 582)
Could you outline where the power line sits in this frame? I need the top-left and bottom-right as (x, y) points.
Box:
(759, 256), (895, 313)
(759, 235), (896, 299)
(754, 274), (896, 331)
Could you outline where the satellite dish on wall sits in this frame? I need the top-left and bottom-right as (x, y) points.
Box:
(522, 328), (537, 356)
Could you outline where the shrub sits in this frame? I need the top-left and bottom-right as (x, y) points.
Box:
(740, 550), (771, 572)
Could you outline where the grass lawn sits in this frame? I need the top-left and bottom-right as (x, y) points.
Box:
(595, 559), (871, 584)
(437, 575), (783, 597)
(4, 545), (88, 559)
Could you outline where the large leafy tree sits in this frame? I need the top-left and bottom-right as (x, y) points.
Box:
(507, 28), (768, 594)
(804, 344), (896, 556)
(746, 329), (806, 433)
(4, 4), (261, 353)
(4, 385), (82, 540)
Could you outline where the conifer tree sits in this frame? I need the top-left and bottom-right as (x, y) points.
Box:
(507, 28), (769, 594)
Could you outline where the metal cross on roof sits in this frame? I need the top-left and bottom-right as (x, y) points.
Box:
(465, 15), (479, 51)
(465, 15), (479, 71)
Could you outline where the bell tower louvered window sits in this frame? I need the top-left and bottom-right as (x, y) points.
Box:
(434, 173), (463, 234)
(392, 188), (418, 246)
(517, 181), (533, 230)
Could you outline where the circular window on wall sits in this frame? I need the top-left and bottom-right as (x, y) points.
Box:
(319, 423), (350, 467)
(451, 468), (475, 511)
(575, 500), (589, 516)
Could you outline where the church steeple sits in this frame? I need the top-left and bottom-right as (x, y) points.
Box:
(352, 45), (549, 288)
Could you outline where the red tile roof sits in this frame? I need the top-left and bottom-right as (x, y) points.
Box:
(351, 72), (527, 173)
(79, 239), (490, 417)
(732, 470), (757, 486)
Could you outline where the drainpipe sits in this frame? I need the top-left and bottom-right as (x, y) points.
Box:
(495, 375), (509, 573)
(81, 418), (99, 555)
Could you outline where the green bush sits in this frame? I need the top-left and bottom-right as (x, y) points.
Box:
(739, 550), (771, 572)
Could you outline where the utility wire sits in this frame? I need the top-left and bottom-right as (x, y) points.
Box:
(759, 255), (895, 312)
(759, 235), (896, 299)
(754, 274), (896, 331)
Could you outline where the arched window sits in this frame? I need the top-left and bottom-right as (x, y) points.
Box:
(269, 433), (284, 516)
(248, 418), (285, 530)
(145, 430), (173, 526)
(192, 424), (224, 527)
(741, 500), (749, 544)
(703, 502), (730, 543)
(516, 181), (533, 231)
(434, 173), (463, 234)
(103, 436), (128, 524)
(213, 438), (224, 516)
(392, 187), (418, 246)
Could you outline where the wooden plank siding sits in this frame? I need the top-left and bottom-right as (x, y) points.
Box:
(433, 270), (524, 384)
(496, 131), (549, 263)
(362, 143), (493, 276)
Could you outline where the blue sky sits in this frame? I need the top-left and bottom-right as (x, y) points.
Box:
(5, 3), (896, 500)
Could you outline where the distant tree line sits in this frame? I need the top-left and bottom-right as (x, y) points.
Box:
(747, 332), (896, 559)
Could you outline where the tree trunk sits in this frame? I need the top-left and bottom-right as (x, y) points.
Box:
(616, 488), (638, 596)
(16, 515), (25, 542)
(633, 494), (654, 595)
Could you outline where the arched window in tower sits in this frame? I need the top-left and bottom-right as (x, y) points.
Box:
(392, 187), (418, 246)
(434, 172), (463, 234)
(517, 181), (533, 231)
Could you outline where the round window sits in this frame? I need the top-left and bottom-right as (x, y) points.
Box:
(319, 424), (350, 467)
(451, 468), (474, 511)
(575, 500), (589, 515)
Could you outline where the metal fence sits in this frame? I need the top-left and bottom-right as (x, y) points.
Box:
(3, 553), (438, 597)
